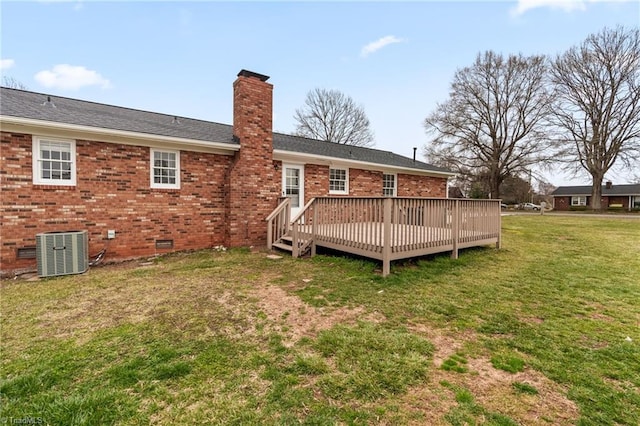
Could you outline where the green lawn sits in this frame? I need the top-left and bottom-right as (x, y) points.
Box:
(1, 215), (639, 425)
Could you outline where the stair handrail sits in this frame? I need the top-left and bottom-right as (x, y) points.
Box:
(290, 198), (316, 257)
(266, 197), (291, 249)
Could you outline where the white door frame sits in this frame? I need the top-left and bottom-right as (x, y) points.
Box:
(282, 164), (305, 218)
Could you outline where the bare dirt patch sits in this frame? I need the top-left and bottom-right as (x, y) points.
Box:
(463, 357), (579, 425)
(407, 321), (476, 367)
(253, 283), (385, 346)
(404, 322), (580, 425)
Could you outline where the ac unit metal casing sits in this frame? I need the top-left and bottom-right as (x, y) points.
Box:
(36, 231), (89, 277)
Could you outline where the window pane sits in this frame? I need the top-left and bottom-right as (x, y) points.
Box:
(330, 168), (347, 192)
(383, 174), (395, 196)
(151, 150), (179, 187)
(38, 140), (74, 183)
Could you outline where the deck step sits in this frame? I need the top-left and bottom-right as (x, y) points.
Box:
(272, 242), (293, 252)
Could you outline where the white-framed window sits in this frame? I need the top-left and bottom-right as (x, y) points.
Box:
(150, 148), (180, 189)
(32, 137), (76, 186)
(329, 168), (348, 194)
(571, 196), (586, 206)
(632, 196), (640, 209)
(383, 173), (396, 197)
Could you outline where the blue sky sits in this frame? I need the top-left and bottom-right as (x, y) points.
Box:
(2, 0), (639, 186)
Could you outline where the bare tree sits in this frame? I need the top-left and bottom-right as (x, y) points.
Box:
(2, 76), (28, 90)
(501, 175), (533, 204)
(294, 88), (374, 147)
(424, 51), (554, 199)
(550, 26), (640, 210)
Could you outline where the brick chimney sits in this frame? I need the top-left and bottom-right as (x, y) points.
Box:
(226, 70), (278, 247)
(606, 181), (612, 189)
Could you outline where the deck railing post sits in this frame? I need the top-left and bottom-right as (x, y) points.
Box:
(451, 199), (459, 259)
(292, 222), (299, 258)
(311, 201), (318, 256)
(267, 218), (273, 249)
(496, 201), (502, 249)
(382, 198), (392, 276)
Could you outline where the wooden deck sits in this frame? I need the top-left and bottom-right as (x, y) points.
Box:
(267, 197), (501, 276)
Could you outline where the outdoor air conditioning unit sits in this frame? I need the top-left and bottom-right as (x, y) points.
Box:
(36, 230), (89, 277)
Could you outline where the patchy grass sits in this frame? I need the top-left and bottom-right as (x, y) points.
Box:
(512, 381), (539, 395)
(441, 353), (469, 373)
(1, 215), (639, 425)
(491, 353), (525, 374)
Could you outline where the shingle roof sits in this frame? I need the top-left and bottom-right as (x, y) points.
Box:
(0, 87), (235, 144)
(552, 184), (640, 196)
(273, 133), (451, 173)
(1, 87), (451, 175)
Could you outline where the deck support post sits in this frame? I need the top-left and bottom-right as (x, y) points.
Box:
(382, 198), (392, 276)
(451, 199), (459, 259)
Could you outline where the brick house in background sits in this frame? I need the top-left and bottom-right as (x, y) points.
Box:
(0, 70), (453, 276)
(552, 182), (640, 211)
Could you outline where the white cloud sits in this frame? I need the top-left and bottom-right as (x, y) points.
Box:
(0, 59), (16, 70)
(360, 35), (405, 58)
(35, 64), (111, 90)
(510, 0), (632, 17)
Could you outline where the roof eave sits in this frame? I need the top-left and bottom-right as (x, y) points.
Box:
(0, 115), (239, 154)
(273, 149), (455, 178)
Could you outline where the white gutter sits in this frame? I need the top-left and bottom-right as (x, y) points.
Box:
(0, 116), (239, 154)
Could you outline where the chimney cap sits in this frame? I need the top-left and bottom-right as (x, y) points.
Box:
(237, 69), (270, 82)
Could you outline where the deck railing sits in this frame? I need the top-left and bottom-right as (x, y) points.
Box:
(266, 197), (290, 250)
(271, 197), (501, 276)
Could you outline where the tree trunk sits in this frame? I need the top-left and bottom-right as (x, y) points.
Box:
(489, 169), (501, 200)
(591, 175), (603, 210)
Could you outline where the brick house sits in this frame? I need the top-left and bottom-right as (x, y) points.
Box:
(0, 70), (453, 276)
(551, 182), (640, 211)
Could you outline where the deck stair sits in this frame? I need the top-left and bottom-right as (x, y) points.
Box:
(271, 234), (312, 256)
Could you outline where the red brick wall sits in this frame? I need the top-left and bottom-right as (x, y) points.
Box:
(553, 196), (571, 210)
(226, 72), (279, 247)
(1, 131), (230, 274)
(302, 165), (448, 200)
(607, 196), (628, 208)
(398, 173), (447, 197)
(349, 169), (384, 197)
(304, 164), (329, 199)
(552, 195), (630, 210)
